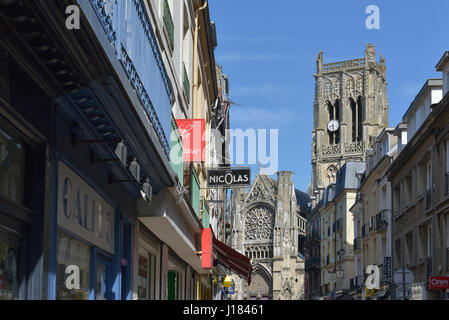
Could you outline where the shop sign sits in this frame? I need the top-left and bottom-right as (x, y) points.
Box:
(57, 162), (114, 254)
(176, 119), (205, 163)
(223, 275), (232, 288)
(429, 276), (449, 290)
(207, 168), (251, 187)
(201, 228), (213, 269)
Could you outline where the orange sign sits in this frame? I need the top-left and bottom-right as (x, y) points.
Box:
(201, 228), (213, 269)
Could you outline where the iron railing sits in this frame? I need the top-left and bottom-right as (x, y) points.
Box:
(90, 0), (173, 155)
(376, 210), (388, 231)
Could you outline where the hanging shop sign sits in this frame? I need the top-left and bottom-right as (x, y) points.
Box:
(57, 161), (115, 254)
(429, 277), (449, 290)
(201, 228), (213, 269)
(176, 119), (205, 163)
(207, 168), (251, 187)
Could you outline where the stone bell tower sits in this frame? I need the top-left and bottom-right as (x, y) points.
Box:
(311, 44), (389, 191)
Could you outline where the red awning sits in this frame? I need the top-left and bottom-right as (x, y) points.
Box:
(213, 237), (252, 285)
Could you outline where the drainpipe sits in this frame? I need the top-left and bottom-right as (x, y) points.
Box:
(192, 0), (208, 118)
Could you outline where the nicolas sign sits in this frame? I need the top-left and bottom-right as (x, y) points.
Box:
(207, 168), (251, 187)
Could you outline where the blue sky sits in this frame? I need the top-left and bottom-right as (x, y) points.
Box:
(209, 0), (449, 192)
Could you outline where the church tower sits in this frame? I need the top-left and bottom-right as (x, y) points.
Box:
(311, 44), (388, 191)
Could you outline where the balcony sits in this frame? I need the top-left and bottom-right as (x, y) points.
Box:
(425, 189), (432, 210)
(89, 0), (173, 155)
(322, 144), (341, 158)
(344, 142), (365, 154)
(163, 0), (174, 49)
(376, 210), (388, 231)
(322, 58), (365, 73)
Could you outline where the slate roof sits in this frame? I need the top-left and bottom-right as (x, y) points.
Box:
(295, 189), (310, 212)
(335, 161), (366, 196)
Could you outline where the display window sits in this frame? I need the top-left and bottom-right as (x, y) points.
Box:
(96, 255), (111, 300)
(137, 249), (157, 300)
(56, 230), (91, 300)
(0, 226), (21, 300)
(0, 116), (25, 205)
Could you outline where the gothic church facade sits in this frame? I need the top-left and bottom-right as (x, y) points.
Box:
(229, 172), (309, 300)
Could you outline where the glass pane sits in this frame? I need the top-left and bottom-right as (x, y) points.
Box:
(56, 230), (90, 300)
(167, 271), (177, 300)
(96, 260), (108, 300)
(0, 227), (21, 300)
(137, 255), (148, 300)
(0, 117), (25, 205)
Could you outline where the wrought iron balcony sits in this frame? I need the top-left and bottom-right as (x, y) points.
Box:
(89, 0), (173, 156)
(376, 210), (388, 231)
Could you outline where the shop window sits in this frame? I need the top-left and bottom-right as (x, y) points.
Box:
(0, 227), (21, 300)
(138, 252), (156, 300)
(0, 116), (26, 205)
(167, 271), (178, 300)
(56, 230), (91, 300)
(95, 256), (111, 300)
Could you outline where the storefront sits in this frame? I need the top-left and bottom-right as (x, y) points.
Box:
(0, 99), (46, 300)
(52, 160), (123, 300)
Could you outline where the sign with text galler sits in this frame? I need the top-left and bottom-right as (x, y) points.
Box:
(176, 119), (205, 163)
(57, 161), (115, 254)
(207, 168), (251, 187)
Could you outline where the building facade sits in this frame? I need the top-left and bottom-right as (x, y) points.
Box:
(388, 54), (449, 300)
(0, 0), (243, 300)
(229, 173), (308, 300)
(311, 44), (388, 191)
(350, 128), (398, 299)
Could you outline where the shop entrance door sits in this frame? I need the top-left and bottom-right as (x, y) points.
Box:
(95, 255), (111, 300)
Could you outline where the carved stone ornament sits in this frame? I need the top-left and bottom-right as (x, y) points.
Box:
(245, 207), (274, 241)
